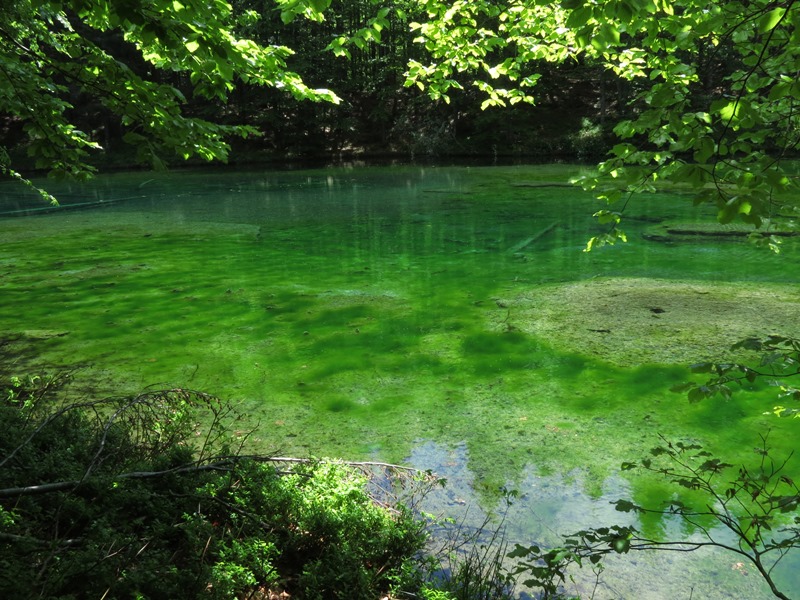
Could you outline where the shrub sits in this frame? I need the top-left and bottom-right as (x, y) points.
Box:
(0, 377), (427, 599)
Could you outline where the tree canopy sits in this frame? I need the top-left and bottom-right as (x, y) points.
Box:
(0, 0), (338, 200)
(406, 0), (800, 248)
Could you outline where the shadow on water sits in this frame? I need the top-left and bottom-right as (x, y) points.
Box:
(2, 164), (799, 597)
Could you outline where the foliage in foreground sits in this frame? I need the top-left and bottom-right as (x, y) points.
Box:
(509, 437), (799, 600)
(0, 380), (430, 599)
(504, 337), (800, 599)
(0, 0), (339, 200)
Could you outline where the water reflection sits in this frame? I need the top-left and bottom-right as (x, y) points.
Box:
(409, 441), (794, 600)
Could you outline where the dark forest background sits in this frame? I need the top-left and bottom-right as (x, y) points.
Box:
(1, 0), (639, 170)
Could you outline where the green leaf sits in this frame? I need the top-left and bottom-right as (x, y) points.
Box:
(612, 537), (631, 553)
(687, 386), (709, 403)
(593, 209), (622, 224)
(508, 543), (536, 558)
(693, 136), (715, 164)
(616, 0), (633, 24)
(670, 382), (695, 393)
(593, 24), (620, 49)
(614, 499), (640, 512)
(566, 6), (592, 29)
(758, 7), (786, 33)
(308, 0), (331, 12)
(716, 100), (737, 121)
(731, 337), (764, 351)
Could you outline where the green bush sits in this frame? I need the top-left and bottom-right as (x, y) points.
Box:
(200, 459), (427, 599)
(1, 373), (533, 600)
(0, 378), (427, 600)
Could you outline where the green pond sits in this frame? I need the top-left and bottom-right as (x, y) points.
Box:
(2, 164), (799, 598)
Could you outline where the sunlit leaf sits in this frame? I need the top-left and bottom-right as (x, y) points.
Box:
(758, 7), (786, 33)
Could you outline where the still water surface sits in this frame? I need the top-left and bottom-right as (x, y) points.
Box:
(2, 164), (799, 598)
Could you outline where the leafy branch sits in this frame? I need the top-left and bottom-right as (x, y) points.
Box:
(508, 434), (799, 599)
(671, 335), (800, 416)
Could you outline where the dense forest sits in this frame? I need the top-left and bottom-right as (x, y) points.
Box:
(0, 0), (622, 168)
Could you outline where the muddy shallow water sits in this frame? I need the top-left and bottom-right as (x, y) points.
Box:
(1, 164), (799, 597)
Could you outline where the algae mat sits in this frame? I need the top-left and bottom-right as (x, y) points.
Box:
(509, 277), (800, 365)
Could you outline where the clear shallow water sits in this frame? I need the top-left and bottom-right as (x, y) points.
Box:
(2, 164), (799, 598)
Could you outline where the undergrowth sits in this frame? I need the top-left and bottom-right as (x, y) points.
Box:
(0, 370), (517, 600)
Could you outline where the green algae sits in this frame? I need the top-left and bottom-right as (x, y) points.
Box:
(2, 164), (799, 597)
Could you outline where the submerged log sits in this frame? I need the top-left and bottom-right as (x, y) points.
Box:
(0, 196), (143, 217)
(507, 222), (559, 253)
(510, 182), (574, 188)
(645, 221), (799, 241)
(665, 227), (799, 237)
